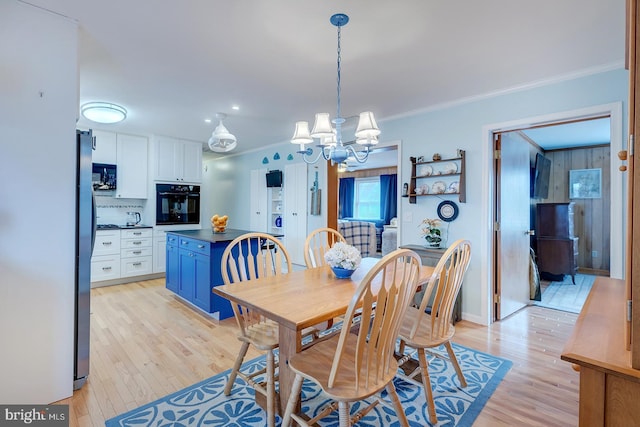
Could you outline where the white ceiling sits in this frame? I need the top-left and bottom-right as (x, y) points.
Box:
(24, 0), (625, 156)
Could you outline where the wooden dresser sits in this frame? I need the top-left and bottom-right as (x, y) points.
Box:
(535, 202), (579, 284)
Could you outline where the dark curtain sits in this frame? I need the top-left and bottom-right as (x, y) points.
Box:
(338, 177), (355, 219)
(380, 174), (397, 224)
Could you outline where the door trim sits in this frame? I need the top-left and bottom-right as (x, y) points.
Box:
(480, 102), (624, 324)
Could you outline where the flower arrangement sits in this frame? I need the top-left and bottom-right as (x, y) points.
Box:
(324, 242), (362, 270)
(420, 218), (442, 247)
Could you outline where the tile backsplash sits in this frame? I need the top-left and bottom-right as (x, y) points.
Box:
(95, 196), (147, 225)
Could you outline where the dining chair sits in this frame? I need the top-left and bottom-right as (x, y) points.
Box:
(281, 248), (422, 427)
(220, 232), (293, 427)
(304, 227), (346, 268)
(396, 239), (472, 425)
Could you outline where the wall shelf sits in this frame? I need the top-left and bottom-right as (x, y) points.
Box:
(407, 150), (466, 203)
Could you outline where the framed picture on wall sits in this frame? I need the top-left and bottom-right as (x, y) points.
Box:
(569, 168), (602, 199)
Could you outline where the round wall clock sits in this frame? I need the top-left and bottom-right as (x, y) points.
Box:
(437, 200), (459, 222)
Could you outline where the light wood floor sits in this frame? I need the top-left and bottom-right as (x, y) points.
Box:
(58, 278), (579, 427)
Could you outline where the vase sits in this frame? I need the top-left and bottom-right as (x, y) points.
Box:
(331, 266), (356, 279)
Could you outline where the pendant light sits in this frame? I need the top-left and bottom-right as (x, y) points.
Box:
(208, 113), (237, 152)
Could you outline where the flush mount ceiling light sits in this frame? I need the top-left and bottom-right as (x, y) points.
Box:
(81, 102), (127, 124)
(291, 13), (380, 165)
(208, 113), (237, 153)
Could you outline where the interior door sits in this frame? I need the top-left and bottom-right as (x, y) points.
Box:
(495, 131), (531, 319)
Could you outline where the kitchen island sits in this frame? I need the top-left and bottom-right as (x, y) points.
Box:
(165, 229), (280, 320)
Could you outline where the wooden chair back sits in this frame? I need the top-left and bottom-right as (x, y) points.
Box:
(304, 227), (346, 268)
(408, 239), (471, 341)
(221, 232), (292, 336)
(328, 248), (422, 390)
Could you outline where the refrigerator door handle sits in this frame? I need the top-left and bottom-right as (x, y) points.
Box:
(91, 189), (96, 255)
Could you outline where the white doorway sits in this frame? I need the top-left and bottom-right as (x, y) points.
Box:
(480, 103), (624, 324)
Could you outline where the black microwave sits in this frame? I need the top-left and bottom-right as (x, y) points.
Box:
(92, 163), (117, 191)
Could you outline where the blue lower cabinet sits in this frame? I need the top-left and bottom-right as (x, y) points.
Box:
(166, 243), (179, 293)
(165, 233), (233, 320)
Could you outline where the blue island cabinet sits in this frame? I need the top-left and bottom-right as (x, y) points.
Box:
(165, 230), (236, 320)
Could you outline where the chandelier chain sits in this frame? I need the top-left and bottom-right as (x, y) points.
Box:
(336, 24), (342, 126)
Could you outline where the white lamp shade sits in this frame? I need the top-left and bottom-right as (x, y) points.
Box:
(81, 102), (127, 124)
(320, 133), (337, 147)
(310, 113), (334, 138)
(355, 111), (381, 139)
(291, 121), (313, 144)
(356, 135), (379, 146)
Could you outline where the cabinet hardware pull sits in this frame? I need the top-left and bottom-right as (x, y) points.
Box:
(189, 252), (194, 257)
(198, 245), (205, 249)
(133, 241), (142, 245)
(103, 242), (112, 245)
(102, 266), (112, 271)
(133, 232), (142, 235)
(133, 262), (142, 266)
(133, 251), (142, 255)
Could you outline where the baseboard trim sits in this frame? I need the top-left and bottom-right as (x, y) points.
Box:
(577, 268), (610, 277)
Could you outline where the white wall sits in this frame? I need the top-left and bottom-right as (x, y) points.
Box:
(0, 1), (78, 403)
(202, 68), (629, 325)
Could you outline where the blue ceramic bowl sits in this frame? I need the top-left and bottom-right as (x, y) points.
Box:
(331, 266), (356, 279)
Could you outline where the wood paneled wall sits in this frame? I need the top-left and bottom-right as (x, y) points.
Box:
(539, 146), (611, 272)
(339, 166), (397, 179)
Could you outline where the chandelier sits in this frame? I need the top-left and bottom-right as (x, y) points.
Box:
(291, 13), (380, 165)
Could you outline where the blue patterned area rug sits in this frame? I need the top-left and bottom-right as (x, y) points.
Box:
(105, 343), (511, 427)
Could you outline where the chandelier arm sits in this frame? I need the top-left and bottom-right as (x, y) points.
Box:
(345, 145), (371, 163)
(298, 146), (330, 164)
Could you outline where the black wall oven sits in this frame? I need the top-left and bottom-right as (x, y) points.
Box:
(156, 184), (200, 225)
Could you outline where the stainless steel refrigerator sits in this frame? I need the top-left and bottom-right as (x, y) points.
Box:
(74, 129), (95, 389)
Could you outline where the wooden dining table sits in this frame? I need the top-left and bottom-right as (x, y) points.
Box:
(213, 257), (435, 414)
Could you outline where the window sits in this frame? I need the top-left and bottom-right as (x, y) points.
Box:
(354, 177), (380, 218)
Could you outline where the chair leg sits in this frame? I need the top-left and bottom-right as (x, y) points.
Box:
(444, 341), (467, 388)
(417, 348), (438, 425)
(224, 341), (250, 395)
(282, 374), (304, 427)
(266, 350), (275, 427)
(338, 401), (351, 427)
(386, 381), (409, 427)
(398, 339), (406, 355)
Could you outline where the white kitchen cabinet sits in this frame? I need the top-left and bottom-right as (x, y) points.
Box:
(249, 168), (268, 232)
(152, 229), (167, 273)
(116, 134), (148, 199)
(283, 163), (308, 266)
(91, 130), (117, 164)
(91, 230), (121, 282)
(120, 228), (153, 278)
(153, 136), (202, 183)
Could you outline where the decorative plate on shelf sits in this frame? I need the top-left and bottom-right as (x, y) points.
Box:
(437, 200), (459, 222)
(431, 181), (446, 194)
(420, 165), (433, 177)
(443, 162), (458, 174)
(447, 181), (459, 193)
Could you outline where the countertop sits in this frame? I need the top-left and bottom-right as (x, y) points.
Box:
(166, 228), (284, 244)
(96, 224), (153, 230)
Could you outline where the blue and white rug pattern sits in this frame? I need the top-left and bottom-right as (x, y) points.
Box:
(106, 343), (511, 427)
